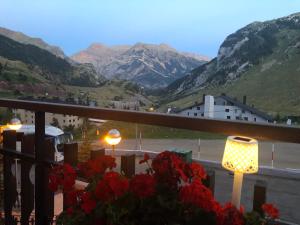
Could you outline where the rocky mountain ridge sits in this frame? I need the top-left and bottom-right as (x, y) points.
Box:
(72, 42), (209, 88)
(164, 12), (300, 115)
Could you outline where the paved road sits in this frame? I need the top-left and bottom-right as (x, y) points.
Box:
(96, 139), (300, 169)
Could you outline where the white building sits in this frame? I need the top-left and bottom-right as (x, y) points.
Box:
(13, 109), (84, 128)
(175, 94), (273, 123)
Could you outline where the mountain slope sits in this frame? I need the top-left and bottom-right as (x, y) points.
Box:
(165, 12), (300, 115)
(72, 43), (209, 88)
(0, 27), (66, 59)
(0, 34), (103, 87)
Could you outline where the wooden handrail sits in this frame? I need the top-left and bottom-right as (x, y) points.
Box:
(0, 98), (300, 143)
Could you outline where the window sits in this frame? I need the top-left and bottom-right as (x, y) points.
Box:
(69, 120), (71, 123)
(201, 113), (204, 116)
(73, 119), (75, 122)
(225, 109), (230, 112)
(236, 116), (240, 120)
(194, 113), (197, 116)
(197, 106), (201, 110)
(214, 101), (216, 105)
(242, 110), (246, 113)
(187, 112), (190, 116)
(254, 118), (257, 122)
(227, 116), (231, 119)
(244, 117), (248, 121)
(63, 120), (65, 123)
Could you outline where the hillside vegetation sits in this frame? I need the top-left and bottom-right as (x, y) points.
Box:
(164, 13), (300, 116)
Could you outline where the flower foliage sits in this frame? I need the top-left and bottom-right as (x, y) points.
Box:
(49, 151), (280, 225)
(262, 203), (279, 219)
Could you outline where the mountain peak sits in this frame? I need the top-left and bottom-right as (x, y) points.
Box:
(72, 42), (207, 88)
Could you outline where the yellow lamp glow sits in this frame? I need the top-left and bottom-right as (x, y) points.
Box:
(7, 118), (22, 131)
(222, 136), (258, 208)
(104, 129), (121, 156)
(222, 136), (258, 174)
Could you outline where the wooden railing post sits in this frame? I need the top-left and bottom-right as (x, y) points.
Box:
(43, 138), (55, 224)
(34, 111), (47, 225)
(64, 143), (78, 167)
(3, 130), (17, 225)
(253, 181), (267, 215)
(121, 154), (136, 178)
(90, 148), (105, 160)
(21, 135), (35, 225)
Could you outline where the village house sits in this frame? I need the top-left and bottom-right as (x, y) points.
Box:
(171, 94), (273, 123)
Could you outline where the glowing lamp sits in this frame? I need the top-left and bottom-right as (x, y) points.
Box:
(222, 136), (258, 208)
(7, 118), (22, 131)
(104, 129), (121, 156)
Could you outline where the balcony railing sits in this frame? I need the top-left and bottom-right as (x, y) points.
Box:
(0, 98), (300, 225)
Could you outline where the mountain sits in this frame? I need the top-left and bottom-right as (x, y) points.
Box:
(165, 12), (300, 115)
(0, 34), (104, 87)
(0, 27), (67, 59)
(72, 43), (209, 88)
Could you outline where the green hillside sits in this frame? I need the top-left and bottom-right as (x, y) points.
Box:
(163, 13), (300, 116)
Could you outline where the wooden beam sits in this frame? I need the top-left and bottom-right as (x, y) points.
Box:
(0, 98), (299, 143)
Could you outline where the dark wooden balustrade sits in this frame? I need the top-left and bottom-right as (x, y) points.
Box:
(0, 98), (300, 225)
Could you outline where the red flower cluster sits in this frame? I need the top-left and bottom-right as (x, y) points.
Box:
(48, 151), (280, 225)
(130, 174), (156, 198)
(81, 192), (97, 214)
(95, 171), (129, 203)
(180, 179), (218, 212)
(219, 203), (245, 225)
(78, 155), (116, 179)
(49, 164), (76, 192)
(152, 151), (191, 187)
(262, 203), (279, 219)
(189, 162), (207, 180)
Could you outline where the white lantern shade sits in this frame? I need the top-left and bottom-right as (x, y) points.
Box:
(222, 136), (258, 174)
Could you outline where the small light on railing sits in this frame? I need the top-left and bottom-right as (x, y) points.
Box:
(104, 129), (121, 157)
(7, 118), (22, 131)
(222, 136), (258, 208)
(149, 107), (155, 112)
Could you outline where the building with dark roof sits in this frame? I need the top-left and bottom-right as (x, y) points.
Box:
(173, 94), (273, 123)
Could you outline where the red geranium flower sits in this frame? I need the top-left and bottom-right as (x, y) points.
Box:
(152, 151), (190, 187)
(180, 179), (216, 212)
(262, 203), (279, 219)
(218, 203), (245, 225)
(139, 153), (150, 164)
(48, 164), (76, 191)
(130, 174), (156, 198)
(78, 155), (116, 179)
(65, 190), (83, 206)
(190, 162), (207, 180)
(95, 172), (129, 202)
(81, 192), (97, 214)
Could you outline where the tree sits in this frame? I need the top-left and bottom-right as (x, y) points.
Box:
(79, 118), (92, 162)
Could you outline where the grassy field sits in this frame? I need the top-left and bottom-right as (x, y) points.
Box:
(75, 120), (225, 141)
